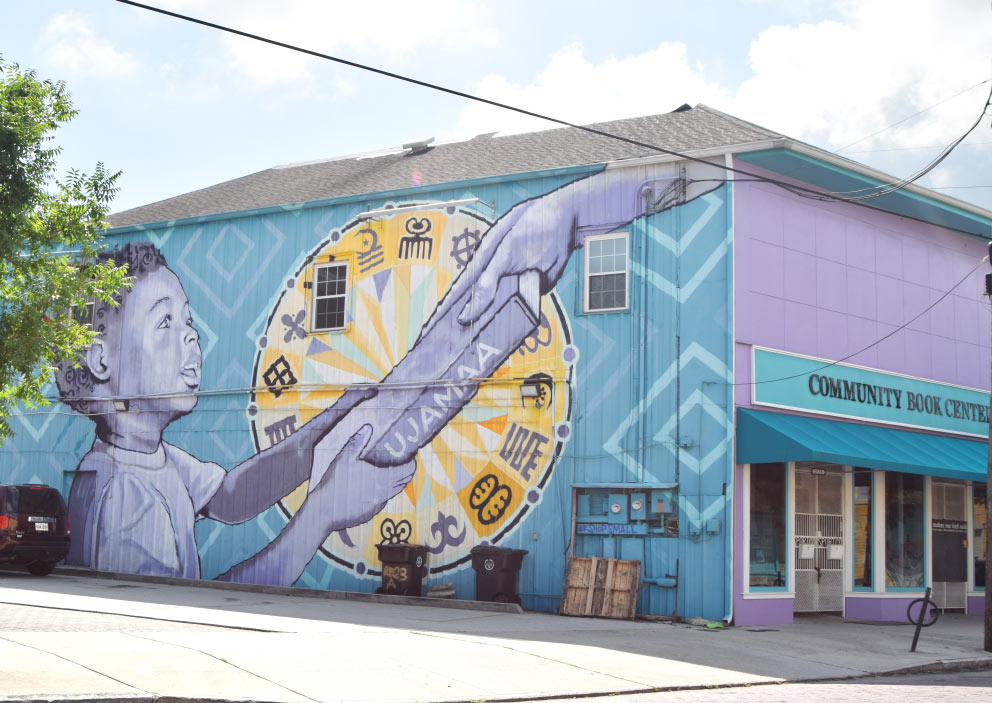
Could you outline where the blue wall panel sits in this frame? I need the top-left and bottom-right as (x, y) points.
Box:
(0, 165), (733, 619)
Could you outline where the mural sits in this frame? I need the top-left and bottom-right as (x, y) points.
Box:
(251, 207), (574, 575)
(55, 243), (413, 584)
(52, 171), (652, 586)
(36, 163), (734, 619)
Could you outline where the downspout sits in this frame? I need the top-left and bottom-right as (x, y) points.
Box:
(723, 151), (736, 625)
(674, 166), (685, 618)
(640, 182), (652, 484)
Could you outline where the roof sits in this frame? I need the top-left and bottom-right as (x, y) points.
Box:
(108, 105), (783, 228)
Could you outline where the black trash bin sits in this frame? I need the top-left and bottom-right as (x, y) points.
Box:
(375, 544), (428, 596)
(470, 545), (527, 604)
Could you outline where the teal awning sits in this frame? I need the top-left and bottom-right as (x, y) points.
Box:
(737, 409), (988, 482)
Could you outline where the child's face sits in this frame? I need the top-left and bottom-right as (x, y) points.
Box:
(112, 267), (202, 416)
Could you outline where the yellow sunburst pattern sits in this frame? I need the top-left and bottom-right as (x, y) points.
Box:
(250, 205), (574, 574)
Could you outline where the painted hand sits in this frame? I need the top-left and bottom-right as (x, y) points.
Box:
(428, 189), (579, 330)
(307, 424), (416, 534)
(279, 386), (375, 460)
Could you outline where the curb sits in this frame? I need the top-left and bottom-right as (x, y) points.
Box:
(51, 566), (524, 614)
(875, 656), (992, 676)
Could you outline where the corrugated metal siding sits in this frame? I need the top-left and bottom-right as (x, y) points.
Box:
(0, 168), (733, 619)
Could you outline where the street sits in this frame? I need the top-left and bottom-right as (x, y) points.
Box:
(549, 670), (992, 702)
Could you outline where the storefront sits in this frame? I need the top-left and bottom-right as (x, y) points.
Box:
(734, 347), (988, 625)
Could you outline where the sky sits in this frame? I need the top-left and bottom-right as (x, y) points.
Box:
(2, 0), (991, 216)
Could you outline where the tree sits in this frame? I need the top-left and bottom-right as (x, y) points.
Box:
(0, 57), (131, 442)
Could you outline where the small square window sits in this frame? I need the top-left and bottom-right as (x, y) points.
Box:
(583, 232), (628, 313)
(71, 302), (94, 326)
(311, 262), (349, 331)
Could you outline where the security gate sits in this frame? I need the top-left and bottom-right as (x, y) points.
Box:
(794, 468), (844, 613)
(931, 482), (967, 609)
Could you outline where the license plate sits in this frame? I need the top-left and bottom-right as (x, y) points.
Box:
(34, 522), (48, 532)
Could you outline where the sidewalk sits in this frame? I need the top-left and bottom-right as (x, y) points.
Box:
(0, 568), (989, 703)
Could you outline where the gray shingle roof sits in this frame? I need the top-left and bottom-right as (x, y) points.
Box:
(108, 104), (783, 229)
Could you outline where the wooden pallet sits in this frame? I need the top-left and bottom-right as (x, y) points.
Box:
(559, 556), (641, 619)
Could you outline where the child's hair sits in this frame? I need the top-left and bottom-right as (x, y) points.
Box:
(55, 242), (169, 415)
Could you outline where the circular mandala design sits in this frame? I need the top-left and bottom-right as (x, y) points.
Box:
(250, 204), (574, 575)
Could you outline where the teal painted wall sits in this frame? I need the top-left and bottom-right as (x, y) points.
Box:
(0, 164), (733, 620)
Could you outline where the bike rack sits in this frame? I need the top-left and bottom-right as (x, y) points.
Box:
(908, 586), (939, 652)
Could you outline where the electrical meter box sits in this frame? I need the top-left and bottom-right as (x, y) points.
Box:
(650, 490), (673, 515)
(607, 494), (628, 524)
(629, 493), (647, 520)
(573, 486), (678, 537)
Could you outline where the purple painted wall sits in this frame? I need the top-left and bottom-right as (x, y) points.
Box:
(734, 168), (990, 409)
(968, 595), (986, 616)
(732, 167), (989, 625)
(845, 596), (922, 622)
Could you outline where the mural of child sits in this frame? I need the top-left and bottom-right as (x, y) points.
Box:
(56, 243), (415, 586)
(54, 167), (704, 587)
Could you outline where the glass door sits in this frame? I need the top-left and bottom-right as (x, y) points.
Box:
(794, 467), (844, 613)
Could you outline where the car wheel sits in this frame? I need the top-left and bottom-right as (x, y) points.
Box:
(26, 561), (56, 576)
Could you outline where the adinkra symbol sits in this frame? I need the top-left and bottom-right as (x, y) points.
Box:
(427, 511), (466, 554)
(468, 474), (512, 526)
(379, 518), (412, 545)
(356, 228), (384, 273)
(281, 309), (306, 342)
(398, 217), (433, 260)
(449, 227), (481, 269)
(262, 355), (298, 398)
(263, 415), (298, 446)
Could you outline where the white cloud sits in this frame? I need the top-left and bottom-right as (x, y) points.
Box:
(157, 0), (498, 86)
(454, 42), (730, 138)
(40, 13), (139, 79)
(453, 0), (990, 157)
(732, 0), (992, 151)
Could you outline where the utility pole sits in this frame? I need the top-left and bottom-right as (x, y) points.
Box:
(985, 240), (992, 653)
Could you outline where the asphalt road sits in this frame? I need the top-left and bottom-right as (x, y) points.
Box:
(547, 670), (992, 702)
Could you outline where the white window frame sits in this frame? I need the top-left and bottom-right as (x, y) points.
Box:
(311, 261), (349, 332)
(583, 232), (629, 313)
(71, 301), (95, 327)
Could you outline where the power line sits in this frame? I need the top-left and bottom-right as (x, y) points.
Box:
(108, 0), (992, 392)
(846, 141), (992, 155)
(734, 254), (990, 387)
(112, 0), (992, 208)
(823, 82), (992, 200)
(836, 79), (991, 153)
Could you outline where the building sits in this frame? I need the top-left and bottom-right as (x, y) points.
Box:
(0, 105), (988, 624)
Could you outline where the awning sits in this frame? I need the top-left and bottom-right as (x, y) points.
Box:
(737, 408), (988, 482)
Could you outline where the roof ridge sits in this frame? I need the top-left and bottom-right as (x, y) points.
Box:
(109, 107), (788, 228)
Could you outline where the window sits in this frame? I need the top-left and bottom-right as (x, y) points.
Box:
(885, 473), (925, 589)
(750, 463), (787, 588)
(71, 301), (94, 326)
(584, 232), (628, 312)
(311, 262), (348, 331)
(853, 469), (873, 588)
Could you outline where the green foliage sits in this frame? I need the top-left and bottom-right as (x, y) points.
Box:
(0, 57), (131, 442)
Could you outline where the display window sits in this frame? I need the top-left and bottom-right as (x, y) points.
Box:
(853, 469), (873, 590)
(749, 463), (787, 590)
(885, 473), (925, 590)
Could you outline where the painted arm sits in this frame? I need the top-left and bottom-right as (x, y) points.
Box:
(216, 425), (415, 586)
(422, 168), (647, 332)
(203, 387), (374, 524)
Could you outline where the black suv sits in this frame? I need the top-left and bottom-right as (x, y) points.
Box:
(0, 484), (70, 575)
